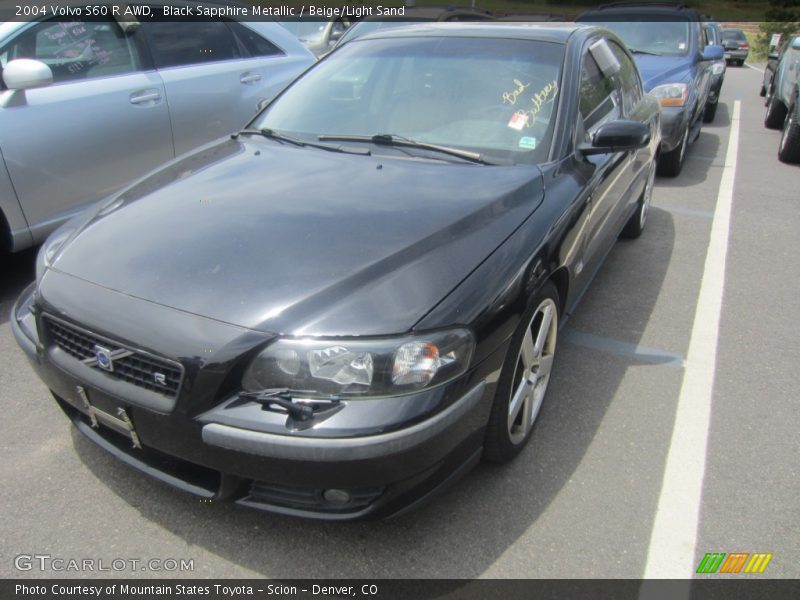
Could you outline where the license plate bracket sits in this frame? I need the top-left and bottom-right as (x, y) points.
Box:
(76, 385), (142, 449)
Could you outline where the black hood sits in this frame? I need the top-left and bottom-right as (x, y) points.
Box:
(51, 138), (544, 336)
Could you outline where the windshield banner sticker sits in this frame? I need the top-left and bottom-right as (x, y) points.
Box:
(502, 79), (531, 105)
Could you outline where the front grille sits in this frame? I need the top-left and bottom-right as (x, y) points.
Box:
(44, 316), (183, 399)
(247, 481), (384, 513)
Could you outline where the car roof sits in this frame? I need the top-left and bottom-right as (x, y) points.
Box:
(356, 22), (590, 45)
(577, 2), (702, 20)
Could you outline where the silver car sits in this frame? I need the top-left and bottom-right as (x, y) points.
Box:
(0, 12), (314, 253)
(279, 18), (352, 57)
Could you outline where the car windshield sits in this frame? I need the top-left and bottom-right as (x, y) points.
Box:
(588, 20), (691, 56)
(254, 36), (564, 165)
(280, 20), (328, 43)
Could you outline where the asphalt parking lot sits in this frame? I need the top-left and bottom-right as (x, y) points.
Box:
(1, 64), (798, 579)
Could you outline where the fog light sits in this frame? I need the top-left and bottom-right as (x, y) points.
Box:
(322, 488), (351, 506)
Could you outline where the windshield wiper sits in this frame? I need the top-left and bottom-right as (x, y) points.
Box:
(317, 133), (493, 165)
(233, 128), (370, 155)
(628, 48), (661, 56)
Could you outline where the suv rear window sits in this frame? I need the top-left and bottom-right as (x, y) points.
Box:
(722, 30), (746, 42)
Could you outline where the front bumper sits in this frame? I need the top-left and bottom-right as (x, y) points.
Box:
(12, 273), (504, 520)
(707, 73), (724, 106)
(658, 106), (691, 153)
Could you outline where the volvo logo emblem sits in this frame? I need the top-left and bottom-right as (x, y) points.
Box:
(94, 345), (114, 372)
(82, 344), (134, 371)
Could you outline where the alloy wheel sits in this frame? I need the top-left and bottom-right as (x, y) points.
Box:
(640, 161), (656, 229)
(780, 106), (795, 154)
(507, 298), (558, 445)
(678, 127), (688, 166)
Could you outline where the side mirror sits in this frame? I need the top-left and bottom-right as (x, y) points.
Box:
(701, 44), (724, 62)
(792, 38), (800, 50)
(2, 59), (53, 91)
(580, 120), (650, 155)
(768, 52), (780, 61)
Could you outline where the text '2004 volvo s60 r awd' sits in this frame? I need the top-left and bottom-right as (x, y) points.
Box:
(13, 24), (660, 520)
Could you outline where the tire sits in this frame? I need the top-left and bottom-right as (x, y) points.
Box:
(765, 93), (787, 129)
(484, 282), (559, 463)
(657, 126), (688, 177)
(703, 100), (718, 123)
(778, 100), (800, 164)
(621, 159), (656, 239)
(737, 59), (745, 67)
(760, 84), (767, 97)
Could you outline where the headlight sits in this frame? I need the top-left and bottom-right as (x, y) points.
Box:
(14, 284), (39, 344)
(711, 62), (725, 76)
(42, 231), (71, 267)
(242, 328), (474, 398)
(36, 226), (76, 282)
(650, 83), (689, 107)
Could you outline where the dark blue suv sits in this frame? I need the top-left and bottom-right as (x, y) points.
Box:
(577, 3), (724, 176)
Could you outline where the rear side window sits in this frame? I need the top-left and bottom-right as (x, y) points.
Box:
(226, 22), (284, 58)
(146, 21), (240, 68)
(0, 20), (140, 84)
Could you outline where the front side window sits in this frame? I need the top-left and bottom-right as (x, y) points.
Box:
(145, 21), (240, 68)
(255, 36), (564, 165)
(226, 22), (284, 58)
(0, 20), (140, 83)
(608, 41), (643, 115)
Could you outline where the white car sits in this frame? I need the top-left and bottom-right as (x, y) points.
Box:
(0, 5), (314, 253)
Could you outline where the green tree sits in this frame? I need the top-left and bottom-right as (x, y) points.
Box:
(759, 0), (800, 55)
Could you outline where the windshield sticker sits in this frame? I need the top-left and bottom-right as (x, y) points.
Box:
(508, 80), (558, 131)
(508, 112), (530, 131)
(518, 136), (537, 150)
(502, 79), (531, 105)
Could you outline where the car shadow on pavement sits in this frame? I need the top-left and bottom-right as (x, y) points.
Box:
(656, 125), (723, 189)
(71, 210), (676, 579)
(705, 101), (731, 129)
(0, 248), (37, 326)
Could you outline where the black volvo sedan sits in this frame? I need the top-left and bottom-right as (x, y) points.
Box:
(12, 24), (660, 519)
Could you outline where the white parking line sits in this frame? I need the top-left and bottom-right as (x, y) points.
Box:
(745, 63), (765, 73)
(642, 101), (741, 579)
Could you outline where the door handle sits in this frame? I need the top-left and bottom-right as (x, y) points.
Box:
(130, 90), (162, 105)
(240, 72), (262, 84)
